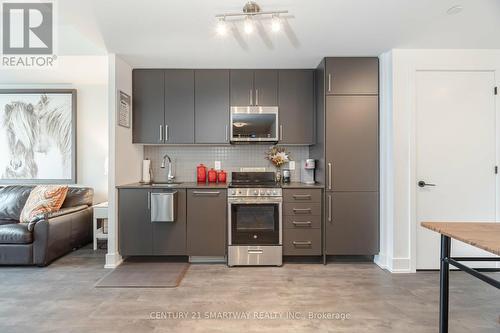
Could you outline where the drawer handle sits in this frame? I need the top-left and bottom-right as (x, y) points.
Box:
(292, 221), (312, 227)
(193, 191), (221, 196)
(292, 241), (312, 247)
(293, 208), (312, 214)
(247, 249), (263, 254)
(292, 194), (312, 200)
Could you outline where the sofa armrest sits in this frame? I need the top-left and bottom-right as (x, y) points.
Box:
(33, 207), (93, 266)
(46, 205), (89, 219)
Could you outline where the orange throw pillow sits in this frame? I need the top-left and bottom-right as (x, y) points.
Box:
(20, 185), (69, 225)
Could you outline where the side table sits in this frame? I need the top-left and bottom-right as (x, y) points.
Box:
(93, 202), (108, 250)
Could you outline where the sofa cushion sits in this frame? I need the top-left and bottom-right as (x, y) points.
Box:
(0, 186), (34, 220)
(20, 185), (68, 227)
(62, 187), (94, 208)
(0, 219), (19, 226)
(0, 223), (32, 244)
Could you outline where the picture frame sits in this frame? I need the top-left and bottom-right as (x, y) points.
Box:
(0, 89), (77, 184)
(117, 90), (131, 128)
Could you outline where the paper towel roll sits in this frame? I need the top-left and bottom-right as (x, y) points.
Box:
(142, 159), (151, 183)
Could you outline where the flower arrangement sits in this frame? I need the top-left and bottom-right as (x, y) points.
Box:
(265, 146), (291, 168)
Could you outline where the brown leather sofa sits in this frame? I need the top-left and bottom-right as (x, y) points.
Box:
(0, 186), (94, 266)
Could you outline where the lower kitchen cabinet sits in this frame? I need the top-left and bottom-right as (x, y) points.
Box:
(152, 189), (187, 255)
(118, 188), (187, 256)
(118, 189), (152, 256)
(187, 189), (227, 256)
(325, 192), (379, 255)
(282, 188), (322, 256)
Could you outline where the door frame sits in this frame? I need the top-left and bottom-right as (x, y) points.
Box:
(409, 67), (499, 272)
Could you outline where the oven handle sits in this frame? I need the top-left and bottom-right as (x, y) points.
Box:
(228, 199), (283, 204)
(247, 249), (264, 254)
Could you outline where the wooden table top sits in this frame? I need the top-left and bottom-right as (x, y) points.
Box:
(421, 222), (500, 256)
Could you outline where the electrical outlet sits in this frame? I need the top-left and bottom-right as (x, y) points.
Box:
(214, 161), (222, 170)
(289, 161), (295, 170)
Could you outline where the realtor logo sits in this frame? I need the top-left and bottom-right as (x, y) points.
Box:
(2, 2), (53, 54)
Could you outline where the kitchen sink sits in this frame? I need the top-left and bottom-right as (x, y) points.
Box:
(151, 182), (182, 187)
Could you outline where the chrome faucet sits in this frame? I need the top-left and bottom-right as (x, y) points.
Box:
(160, 154), (175, 183)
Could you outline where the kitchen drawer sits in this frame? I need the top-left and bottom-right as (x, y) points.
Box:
(284, 215), (321, 229)
(283, 189), (321, 203)
(283, 202), (321, 216)
(283, 229), (321, 256)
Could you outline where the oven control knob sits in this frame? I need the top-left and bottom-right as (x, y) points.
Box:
(237, 190), (242, 195)
(272, 190), (277, 195)
(253, 190), (258, 195)
(260, 190), (265, 195)
(266, 190), (271, 195)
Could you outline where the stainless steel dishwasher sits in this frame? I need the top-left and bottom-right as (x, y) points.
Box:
(150, 191), (178, 222)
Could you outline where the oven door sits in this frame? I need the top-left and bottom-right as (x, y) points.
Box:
(228, 198), (282, 245)
(230, 106), (279, 142)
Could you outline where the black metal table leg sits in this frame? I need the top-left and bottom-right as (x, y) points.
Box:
(439, 235), (451, 333)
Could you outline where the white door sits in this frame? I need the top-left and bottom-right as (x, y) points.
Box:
(416, 70), (497, 270)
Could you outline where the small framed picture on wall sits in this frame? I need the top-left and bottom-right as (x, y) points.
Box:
(118, 90), (131, 128)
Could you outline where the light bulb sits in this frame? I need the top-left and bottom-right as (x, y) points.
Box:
(271, 15), (281, 32)
(216, 17), (227, 36)
(244, 16), (254, 34)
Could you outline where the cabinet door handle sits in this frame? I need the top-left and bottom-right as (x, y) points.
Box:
(249, 89), (253, 105)
(328, 194), (332, 222)
(255, 89), (259, 105)
(328, 74), (332, 92)
(147, 192), (151, 210)
(293, 208), (312, 214)
(159, 125), (163, 142)
(248, 249), (263, 254)
(193, 191), (221, 196)
(279, 125), (283, 141)
(292, 221), (312, 227)
(293, 241), (312, 247)
(293, 194), (311, 200)
(165, 125), (169, 142)
(225, 125), (228, 142)
(328, 163), (332, 190)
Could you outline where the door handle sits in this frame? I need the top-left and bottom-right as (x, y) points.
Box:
(418, 181), (436, 188)
(255, 89), (259, 105)
(280, 125), (283, 141)
(249, 89), (253, 105)
(292, 221), (312, 227)
(225, 125), (228, 142)
(248, 249), (263, 254)
(293, 241), (312, 247)
(293, 208), (312, 214)
(328, 74), (332, 92)
(165, 125), (169, 142)
(192, 191), (221, 196)
(293, 194), (311, 200)
(328, 195), (332, 222)
(147, 192), (151, 209)
(328, 163), (332, 190)
(159, 125), (163, 142)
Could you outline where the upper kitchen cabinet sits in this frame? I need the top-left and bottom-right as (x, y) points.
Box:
(230, 69), (278, 106)
(325, 58), (379, 95)
(195, 70), (230, 143)
(164, 69), (195, 143)
(254, 70), (278, 106)
(278, 69), (315, 144)
(132, 69), (165, 144)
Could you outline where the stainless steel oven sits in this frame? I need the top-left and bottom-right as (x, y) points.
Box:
(227, 188), (282, 266)
(230, 106), (279, 143)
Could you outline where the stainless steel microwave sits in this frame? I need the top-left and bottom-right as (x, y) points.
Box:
(230, 106), (279, 143)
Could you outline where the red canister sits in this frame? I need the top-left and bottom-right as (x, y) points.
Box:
(208, 168), (217, 183)
(217, 170), (227, 183)
(197, 164), (207, 183)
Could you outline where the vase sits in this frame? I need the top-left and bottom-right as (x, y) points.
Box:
(275, 167), (282, 183)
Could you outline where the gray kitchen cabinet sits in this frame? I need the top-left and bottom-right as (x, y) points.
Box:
(325, 192), (379, 255)
(164, 69), (195, 143)
(118, 189), (152, 256)
(132, 69), (164, 144)
(325, 95), (379, 192)
(325, 57), (379, 95)
(195, 70), (230, 143)
(187, 189), (227, 256)
(230, 70), (254, 106)
(254, 69), (278, 106)
(230, 69), (278, 106)
(278, 69), (315, 144)
(152, 189), (187, 255)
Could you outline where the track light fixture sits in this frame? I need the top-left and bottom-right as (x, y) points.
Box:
(215, 1), (288, 36)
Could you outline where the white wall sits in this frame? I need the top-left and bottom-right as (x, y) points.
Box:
(106, 54), (143, 268)
(0, 56), (109, 202)
(378, 49), (500, 273)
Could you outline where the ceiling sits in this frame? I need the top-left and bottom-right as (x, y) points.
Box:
(57, 0), (500, 68)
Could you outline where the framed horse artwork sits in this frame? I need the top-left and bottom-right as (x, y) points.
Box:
(0, 89), (77, 184)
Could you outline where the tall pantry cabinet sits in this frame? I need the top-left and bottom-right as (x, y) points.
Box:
(311, 57), (380, 258)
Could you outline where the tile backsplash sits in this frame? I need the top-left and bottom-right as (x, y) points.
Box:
(144, 145), (309, 183)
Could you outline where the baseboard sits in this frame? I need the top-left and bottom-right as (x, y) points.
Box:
(104, 253), (123, 269)
(374, 253), (387, 269)
(389, 257), (412, 273)
(189, 256), (226, 264)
